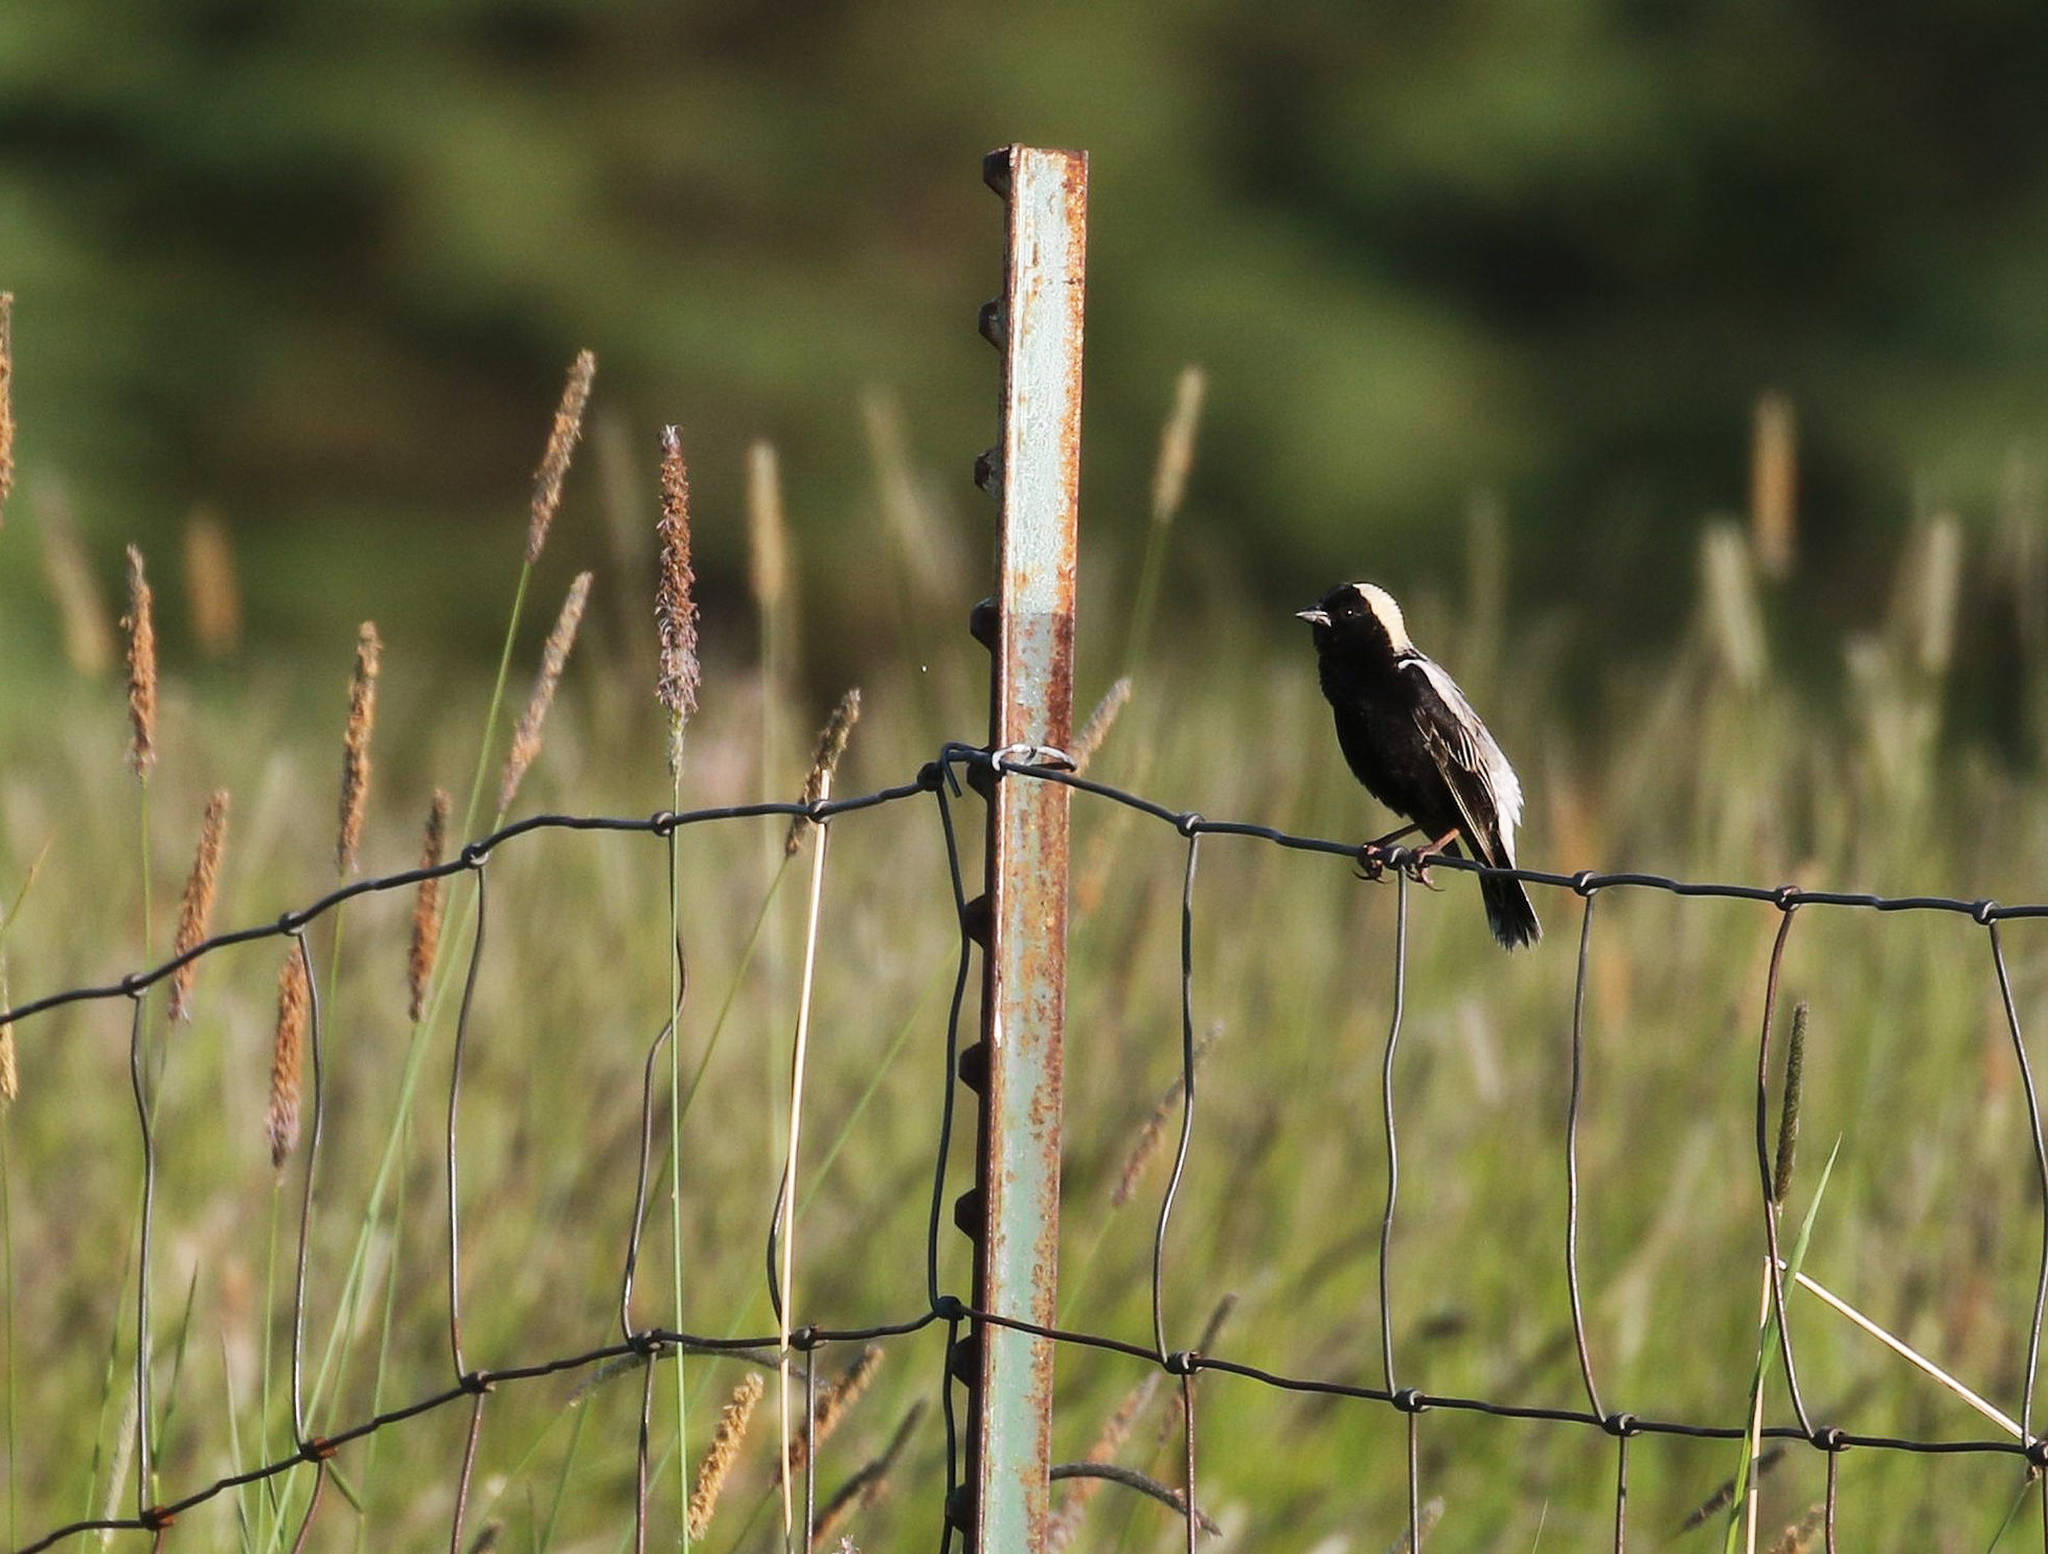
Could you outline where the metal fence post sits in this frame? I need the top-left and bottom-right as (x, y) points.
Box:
(959, 142), (1087, 1552)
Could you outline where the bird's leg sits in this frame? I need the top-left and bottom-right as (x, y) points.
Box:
(1354, 823), (1420, 881)
(1406, 827), (1463, 890)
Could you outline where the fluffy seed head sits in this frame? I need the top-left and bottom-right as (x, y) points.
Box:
(1045, 1375), (1158, 1552)
(1150, 365), (1207, 527)
(500, 572), (591, 814)
(409, 788), (451, 1022)
(778, 1346), (883, 1486)
(267, 947), (309, 1170)
(1070, 677), (1131, 775)
(687, 1372), (764, 1540)
(786, 689), (861, 856)
(529, 350), (595, 565)
(183, 509), (242, 658)
(656, 425), (701, 775)
(167, 789), (231, 1022)
(336, 622), (382, 875)
(1111, 1024), (1223, 1208)
(123, 545), (157, 778)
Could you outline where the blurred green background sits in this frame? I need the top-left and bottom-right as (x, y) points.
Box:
(5, 0), (2048, 676)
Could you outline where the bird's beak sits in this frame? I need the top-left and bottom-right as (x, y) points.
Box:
(1295, 608), (1331, 627)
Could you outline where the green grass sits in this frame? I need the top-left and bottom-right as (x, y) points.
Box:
(1, 481), (2047, 1554)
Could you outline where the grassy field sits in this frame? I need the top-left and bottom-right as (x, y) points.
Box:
(2, 383), (2048, 1554)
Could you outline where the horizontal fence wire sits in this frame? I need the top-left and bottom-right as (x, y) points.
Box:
(5, 742), (2048, 1554)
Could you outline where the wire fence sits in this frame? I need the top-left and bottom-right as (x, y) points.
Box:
(5, 741), (2048, 1554)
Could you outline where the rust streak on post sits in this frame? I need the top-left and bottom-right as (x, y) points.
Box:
(973, 142), (1086, 1553)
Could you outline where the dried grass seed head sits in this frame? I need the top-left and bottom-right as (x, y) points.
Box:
(499, 571), (592, 814)
(123, 544), (157, 778)
(183, 509), (242, 658)
(266, 947), (310, 1169)
(336, 621), (382, 876)
(748, 439), (789, 612)
(778, 1344), (883, 1486)
(409, 788), (451, 1022)
(786, 688), (861, 855)
(1151, 365), (1207, 527)
(1070, 676), (1132, 775)
(686, 1371), (765, 1540)
(34, 482), (113, 676)
(528, 350), (595, 565)
(167, 789), (231, 1022)
(656, 424), (701, 773)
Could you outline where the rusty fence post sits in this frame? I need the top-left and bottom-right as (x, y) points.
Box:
(954, 142), (1087, 1552)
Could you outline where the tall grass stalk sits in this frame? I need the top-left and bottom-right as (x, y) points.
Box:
(778, 786), (833, 1550)
(1724, 1140), (1838, 1554)
(1121, 366), (1206, 681)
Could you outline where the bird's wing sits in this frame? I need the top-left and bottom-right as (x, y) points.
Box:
(1400, 655), (1523, 863)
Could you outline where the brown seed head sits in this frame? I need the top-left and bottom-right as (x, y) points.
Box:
(748, 440), (789, 613)
(336, 622), (382, 875)
(810, 1402), (922, 1550)
(167, 789), (231, 1022)
(1772, 999), (1808, 1206)
(1045, 1375), (1157, 1552)
(182, 509), (242, 658)
(409, 788), (451, 1022)
(1111, 1024), (1224, 1208)
(1751, 391), (1797, 581)
(0, 292), (14, 531)
(786, 689), (861, 856)
(266, 948), (309, 1170)
(686, 1371), (764, 1540)
(1070, 677), (1132, 775)
(778, 1344), (883, 1485)
(123, 545), (157, 778)
(499, 572), (591, 814)
(529, 350), (595, 565)
(1764, 1504), (1825, 1554)
(656, 425), (701, 775)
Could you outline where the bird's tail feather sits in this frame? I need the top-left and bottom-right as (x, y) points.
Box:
(1482, 872), (1541, 950)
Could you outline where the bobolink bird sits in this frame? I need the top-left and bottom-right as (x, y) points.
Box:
(1299, 582), (1541, 949)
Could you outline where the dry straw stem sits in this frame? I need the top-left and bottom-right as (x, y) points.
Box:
(35, 484), (113, 676)
(1069, 677), (1131, 775)
(656, 424), (700, 775)
(1045, 1374), (1158, 1553)
(336, 621), (382, 876)
(528, 349), (595, 565)
(1771, 1001), (1808, 1205)
(1750, 391), (1797, 580)
(1911, 513), (1962, 676)
(266, 948), (309, 1169)
(123, 545), (157, 778)
(166, 789), (230, 1022)
(686, 1371), (764, 1540)
(748, 439), (789, 613)
(810, 1402), (922, 1551)
(1111, 1023), (1224, 1208)
(786, 690), (862, 856)
(777, 1345), (883, 1485)
(409, 788), (451, 1022)
(1151, 365), (1207, 525)
(498, 571), (592, 814)
(182, 509), (242, 658)
(0, 954), (17, 1104)
(0, 291), (13, 531)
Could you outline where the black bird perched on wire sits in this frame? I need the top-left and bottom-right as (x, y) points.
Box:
(1298, 581), (1541, 949)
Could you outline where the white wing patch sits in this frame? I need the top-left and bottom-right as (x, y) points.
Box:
(1406, 656), (1523, 856)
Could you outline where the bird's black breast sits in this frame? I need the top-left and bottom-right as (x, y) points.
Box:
(1319, 657), (1462, 837)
